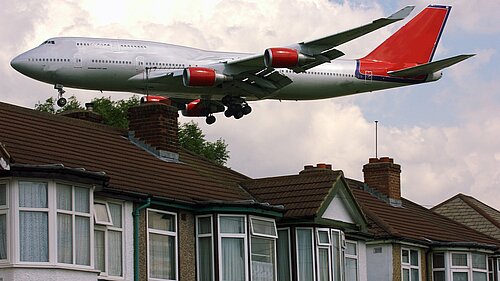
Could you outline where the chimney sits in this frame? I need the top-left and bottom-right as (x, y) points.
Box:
(58, 103), (104, 124)
(363, 157), (402, 207)
(127, 102), (179, 161)
(300, 163), (334, 175)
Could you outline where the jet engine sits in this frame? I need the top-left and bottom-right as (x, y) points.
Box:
(182, 99), (225, 117)
(264, 48), (314, 68)
(140, 95), (169, 104)
(182, 67), (231, 87)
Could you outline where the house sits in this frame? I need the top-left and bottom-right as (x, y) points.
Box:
(0, 100), (498, 281)
(433, 194), (500, 281)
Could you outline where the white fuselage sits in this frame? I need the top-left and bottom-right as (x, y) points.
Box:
(11, 37), (421, 102)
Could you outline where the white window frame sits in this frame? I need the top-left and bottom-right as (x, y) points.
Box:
(401, 248), (420, 281)
(277, 228), (292, 281)
(11, 179), (94, 269)
(316, 228), (332, 281)
(296, 227), (316, 281)
(344, 240), (359, 281)
(249, 216), (277, 281)
(146, 208), (178, 281)
(94, 200), (125, 279)
(471, 253), (488, 281)
(450, 252), (470, 281)
(0, 181), (9, 263)
(217, 214), (248, 281)
(93, 201), (113, 226)
(196, 215), (214, 281)
(331, 229), (344, 281)
(432, 252), (446, 281)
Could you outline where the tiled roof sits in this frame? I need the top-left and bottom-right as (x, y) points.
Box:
(432, 194), (500, 241)
(347, 179), (499, 247)
(0, 102), (252, 204)
(241, 169), (343, 219)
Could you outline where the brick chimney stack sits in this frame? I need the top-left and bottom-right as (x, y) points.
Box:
(128, 102), (179, 160)
(363, 157), (402, 207)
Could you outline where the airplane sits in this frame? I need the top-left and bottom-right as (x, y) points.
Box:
(11, 5), (473, 125)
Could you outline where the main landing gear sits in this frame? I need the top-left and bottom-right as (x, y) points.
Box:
(222, 95), (252, 120)
(54, 84), (67, 107)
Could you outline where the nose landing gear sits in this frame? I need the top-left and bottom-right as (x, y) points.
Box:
(54, 84), (67, 107)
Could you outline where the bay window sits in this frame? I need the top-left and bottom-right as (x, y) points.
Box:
(296, 228), (315, 281)
(250, 216), (277, 281)
(219, 215), (247, 281)
(471, 253), (487, 281)
(432, 251), (490, 281)
(317, 229), (332, 281)
(402, 248), (420, 281)
(277, 228), (291, 281)
(0, 183), (7, 260)
(344, 241), (358, 281)
(197, 215), (214, 281)
(94, 201), (124, 277)
(433, 252), (446, 281)
(148, 209), (177, 281)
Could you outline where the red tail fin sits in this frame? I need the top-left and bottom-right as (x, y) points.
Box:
(362, 5), (451, 64)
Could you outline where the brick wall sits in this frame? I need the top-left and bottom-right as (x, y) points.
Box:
(363, 157), (401, 202)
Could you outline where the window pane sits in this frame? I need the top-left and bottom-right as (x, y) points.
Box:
(473, 272), (487, 281)
(108, 230), (123, 276)
(109, 203), (122, 228)
(433, 271), (445, 281)
(472, 253), (487, 269)
(198, 216), (212, 235)
(411, 269), (419, 281)
(94, 230), (105, 272)
(297, 229), (313, 281)
(452, 253), (468, 267)
(19, 182), (47, 208)
(251, 218), (277, 237)
(277, 230), (290, 281)
(452, 272), (468, 281)
(57, 213), (73, 264)
(148, 211), (175, 232)
(0, 184), (6, 205)
(345, 257), (358, 281)
(433, 253), (445, 268)
(56, 184), (72, 210)
(220, 216), (244, 234)
(198, 236), (213, 281)
(346, 242), (357, 256)
(410, 250), (419, 266)
(318, 230), (330, 245)
(75, 216), (90, 265)
(20, 211), (48, 262)
(251, 237), (275, 281)
(94, 203), (111, 224)
(332, 231), (341, 281)
(149, 233), (175, 279)
(319, 248), (330, 281)
(0, 214), (6, 259)
(74, 187), (89, 213)
(402, 249), (409, 264)
(403, 268), (410, 281)
(221, 237), (245, 281)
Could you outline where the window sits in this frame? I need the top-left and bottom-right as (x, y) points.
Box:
(432, 252), (446, 281)
(277, 229), (291, 281)
(317, 229), (332, 281)
(0, 183), (7, 260)
(250, 216), (277, 281)
(219, 215), (247, 281)
(148, 209), (177, 281)
(19, 181), (49, 262)
(331, 230), (343, 281)
(345, 241), (358, 281)
(197, 215), (213, 281)
(296, 228), (315, 281)
(56, 183), (91, 266)
(402, 248), (420, 281)
(472, 253), (487, 281)
(94, 201), (124, 277)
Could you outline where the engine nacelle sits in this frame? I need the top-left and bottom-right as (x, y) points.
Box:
(182, 99), (225, 117)
(264, 48), (314, 68)
(182, 67), (231, 87)
(140, 95), (169, 104)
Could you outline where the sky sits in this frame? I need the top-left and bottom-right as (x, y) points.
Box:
(1, 0), (499, 210)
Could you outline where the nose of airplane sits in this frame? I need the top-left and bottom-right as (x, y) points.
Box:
(10, 55), (22, 72)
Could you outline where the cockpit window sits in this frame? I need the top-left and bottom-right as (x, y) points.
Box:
(40, 40), (56, 46)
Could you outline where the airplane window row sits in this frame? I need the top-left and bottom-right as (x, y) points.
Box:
(145, 62), (185, 67)
(120, 44), (147, 48)
(279, 69), (354, 77)
(77, 42), (111, 47)
(91, 59), (132, 64)
(27, 58), (71, 62)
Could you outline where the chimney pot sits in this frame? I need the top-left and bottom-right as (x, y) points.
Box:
(317, 163), (327, 169)
(325, 164), (332, 170)
(304, 165), (314, 170)
(85, 102), (94, 111)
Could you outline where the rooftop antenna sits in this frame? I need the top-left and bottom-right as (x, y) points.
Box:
(375, 120), (379, 158)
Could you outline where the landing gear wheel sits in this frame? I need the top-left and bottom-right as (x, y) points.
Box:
(206, 115), (216, 125)
(224, 109), (233, 118)
(234, 110), (244, 119)
(242, 105), (252, 115)
(57, 97), (67, 107)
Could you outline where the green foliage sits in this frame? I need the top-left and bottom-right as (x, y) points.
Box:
(34, 96), (83, 114)
(91, 96), (140, 129)
(178, 121), (229, 165)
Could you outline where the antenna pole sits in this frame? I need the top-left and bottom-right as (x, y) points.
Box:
(375, 120), (379, 158)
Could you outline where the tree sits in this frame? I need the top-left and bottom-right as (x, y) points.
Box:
(34, 96), (229, 165)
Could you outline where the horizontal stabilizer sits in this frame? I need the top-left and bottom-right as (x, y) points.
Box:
(388, 54), (475, 77)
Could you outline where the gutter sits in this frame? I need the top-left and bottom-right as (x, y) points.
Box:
(133, 198), (151, 281)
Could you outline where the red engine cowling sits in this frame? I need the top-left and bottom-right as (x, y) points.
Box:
(264, 48), (314, 68)
(183, 67), (231, 87)
(140, 95), (169, 104)
(182, 99), (225, 117)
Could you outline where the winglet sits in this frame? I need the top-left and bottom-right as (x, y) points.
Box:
(387, 6), (415, 20)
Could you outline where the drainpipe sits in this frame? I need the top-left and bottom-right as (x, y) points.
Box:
(133, 198), (151, 281)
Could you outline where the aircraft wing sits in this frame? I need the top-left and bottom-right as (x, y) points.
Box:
(127, 68), (183, 82)
(226, 5), (415, 71)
